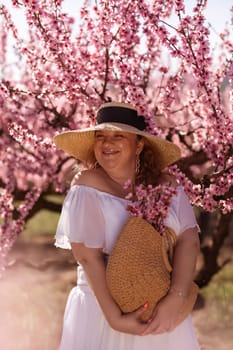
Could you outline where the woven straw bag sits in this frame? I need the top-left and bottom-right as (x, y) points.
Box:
(106, 216), (198, 323)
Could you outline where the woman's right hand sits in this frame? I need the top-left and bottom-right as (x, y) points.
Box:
(110, 305), (149, 335)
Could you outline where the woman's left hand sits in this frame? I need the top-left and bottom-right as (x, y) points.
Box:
(142, 293), (185, 335)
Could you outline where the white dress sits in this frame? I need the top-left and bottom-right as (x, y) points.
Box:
(55, 185), (201, 350)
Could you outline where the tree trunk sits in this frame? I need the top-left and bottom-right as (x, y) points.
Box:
(196, 211), (232, 287)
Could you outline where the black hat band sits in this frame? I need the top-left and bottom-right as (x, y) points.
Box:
(96, 106), (146, 131)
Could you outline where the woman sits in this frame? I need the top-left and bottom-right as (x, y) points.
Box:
(54, 102), (201, 349)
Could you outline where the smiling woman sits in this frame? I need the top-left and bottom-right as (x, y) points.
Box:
(93, 130), (144, 184)
(53, 102), (201, 350)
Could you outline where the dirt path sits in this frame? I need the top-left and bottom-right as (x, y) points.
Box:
(0, 234), (232, 350)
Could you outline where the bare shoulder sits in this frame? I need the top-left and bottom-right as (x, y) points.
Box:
(71, 168), (105, 188)
(159, 171), (179, 187)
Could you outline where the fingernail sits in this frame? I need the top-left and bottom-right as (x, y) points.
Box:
(143, 302), (148, 308)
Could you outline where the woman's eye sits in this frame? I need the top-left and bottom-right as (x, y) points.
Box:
(95, 134), (104, 139)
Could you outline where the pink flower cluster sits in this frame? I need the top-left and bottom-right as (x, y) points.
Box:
(124, 181), (177, 235)
(0, 187), (42, 273)
(169, 165), (233, 214)
(8, 122), (56, 154)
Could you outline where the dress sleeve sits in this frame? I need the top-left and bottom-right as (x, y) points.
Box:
(177, 187), (200, 234)
(55, 185), (105, 250)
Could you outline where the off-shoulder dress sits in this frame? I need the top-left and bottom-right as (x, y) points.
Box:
(55, 185), (200, 350)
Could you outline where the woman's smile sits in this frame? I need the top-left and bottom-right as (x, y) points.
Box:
(102, 148), (120, 156)
(93, 130), (143, 174)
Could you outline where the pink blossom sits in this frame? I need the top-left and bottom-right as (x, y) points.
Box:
(125, 181), (177, 235)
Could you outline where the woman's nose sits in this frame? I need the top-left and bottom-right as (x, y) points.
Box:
(102, 136), (114, 144)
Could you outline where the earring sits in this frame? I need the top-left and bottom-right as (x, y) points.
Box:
(135, 155), (140, 175)
(94, 161), (99, 169)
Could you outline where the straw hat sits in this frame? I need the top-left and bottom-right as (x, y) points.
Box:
(54, 102), (181, 169)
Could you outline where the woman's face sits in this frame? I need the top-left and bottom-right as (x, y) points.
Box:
(94, 130), (144, 177)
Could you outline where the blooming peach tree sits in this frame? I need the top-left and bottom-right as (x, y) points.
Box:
(0, 0), (232, 283)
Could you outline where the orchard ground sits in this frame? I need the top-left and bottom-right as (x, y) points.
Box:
(0, 228), (232, 350)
